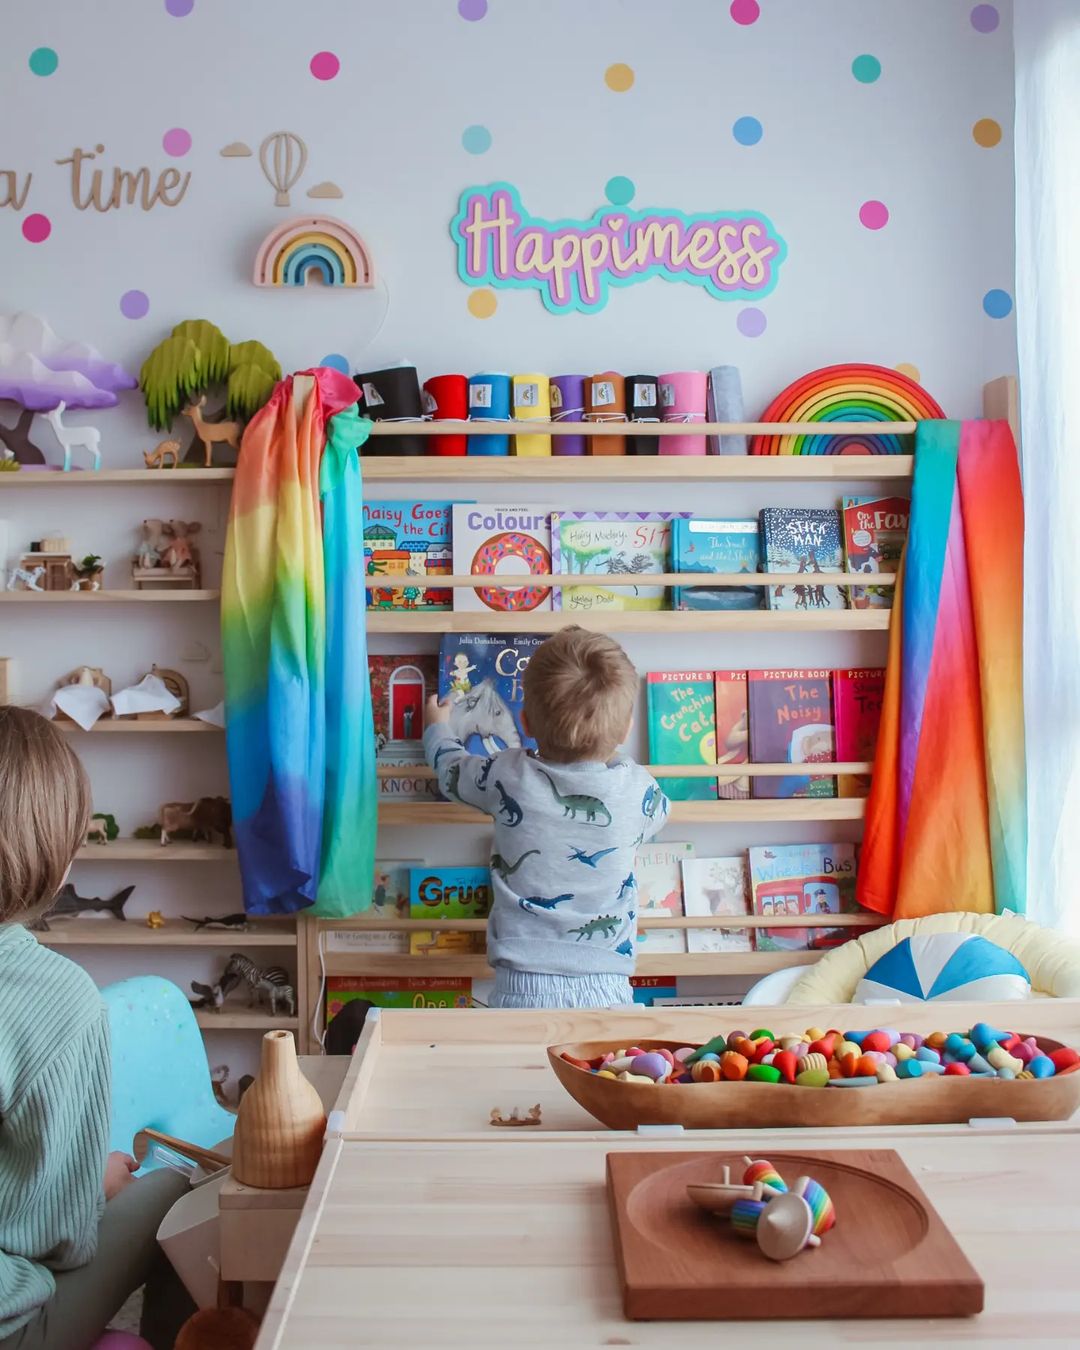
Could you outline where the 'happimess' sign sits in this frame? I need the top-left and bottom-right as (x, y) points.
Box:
(451, 182), (786, 315)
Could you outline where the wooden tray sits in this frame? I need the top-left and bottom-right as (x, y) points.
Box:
(550, 1037), (1080, 1129)
(607, 1149), (983, 1320)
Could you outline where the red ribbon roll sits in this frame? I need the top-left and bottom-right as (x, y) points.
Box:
(423, 374), (468, 456)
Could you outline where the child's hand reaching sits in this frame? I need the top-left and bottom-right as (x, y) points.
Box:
(104, 1151), (138, 1200)
(425, 694), (452, 728)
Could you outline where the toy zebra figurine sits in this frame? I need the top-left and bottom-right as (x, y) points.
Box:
(223, 953), (296, 1018)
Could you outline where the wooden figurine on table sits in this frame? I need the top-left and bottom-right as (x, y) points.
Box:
(182, 396), (242, 467)
(158, 796), (233, 847)
(489, 1104), (542, 1127)
(146, 910), (166, 929)
(6, 564), (45, 592)
(85, 815), (110, 845)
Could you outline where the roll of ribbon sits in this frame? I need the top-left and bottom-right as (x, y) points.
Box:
(423, 373), (468, 456)
(707, 366), (748, 455)
(356, 365), (426, 456)
(550, 374), (587, 456)
(467, 372), (512, 455)
(625, 375), (660, 456)
(585, 371), (626, 455)
(512, 373), (552, 457)
(658, 370), (708, 456)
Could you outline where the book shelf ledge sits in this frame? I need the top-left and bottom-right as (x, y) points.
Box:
(321, 950), (822, 978)
(367, 611), (891, 634)
(377, 799), (866, 825)
(0, 590), (220, 603)
(195, 1010), (299, 1031)
(318, 913), (879, 932)
(35, 919), (296, 946)
(75, 841), (237, 862)
(58, 718), (223, 734)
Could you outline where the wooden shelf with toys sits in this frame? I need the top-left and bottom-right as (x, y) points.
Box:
(369, 610), (890, 634)
(195, 1011), (300, 1032)
(0, 468), (235, 487)
(75, 840), (236, 862)
(0, 589), (220, 603)
(35, 918), (296, 947)
(56, 718), (222, 734)
(316, 950), (824, 980)
(377, 798), (866, 825)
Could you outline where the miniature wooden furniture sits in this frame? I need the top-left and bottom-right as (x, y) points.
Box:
(230, 1030), (327, 1189)
(19, 549), (72, 590)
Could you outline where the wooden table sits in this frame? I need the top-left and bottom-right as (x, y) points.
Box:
(241, 1004), (1080, 1347)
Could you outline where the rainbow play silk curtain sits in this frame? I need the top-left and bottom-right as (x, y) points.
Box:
(857, 420), (1026, 919)
(222, 367), (376, 917)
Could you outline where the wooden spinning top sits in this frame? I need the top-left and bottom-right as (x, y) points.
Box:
(231, 1030), (326, 1189)
(686, 1164), (755, 1215)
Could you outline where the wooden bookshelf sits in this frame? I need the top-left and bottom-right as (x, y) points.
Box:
(319, 950), (822, 979)
(0, 468), (233, 486)
(57, 718), (222, 734)
(368, 610), (890, 634)
(0, 589), (220, 603)
(377, 799), (866, 826)
(75, 841), (236, 862)
(318, 913), (880, 933)
(195, 1010), (300, 1031)
(35, 919), (296, 947)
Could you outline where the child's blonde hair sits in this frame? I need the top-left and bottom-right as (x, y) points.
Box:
(523, 626), (637, 762)
(0, 706), (90, 923)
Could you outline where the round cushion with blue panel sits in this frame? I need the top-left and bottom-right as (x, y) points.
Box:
(854, 932), (1031, 1004)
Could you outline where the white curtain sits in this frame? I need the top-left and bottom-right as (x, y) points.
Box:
(1014, 5), (1080, 934)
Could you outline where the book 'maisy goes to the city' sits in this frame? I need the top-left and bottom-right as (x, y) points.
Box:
(363, 500), (453, 610)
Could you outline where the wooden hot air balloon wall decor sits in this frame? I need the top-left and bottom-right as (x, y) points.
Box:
(259, 131), (307, 207)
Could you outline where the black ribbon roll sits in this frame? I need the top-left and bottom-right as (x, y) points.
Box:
(355, 366), (426, 456)
(625, 375), (660, 455)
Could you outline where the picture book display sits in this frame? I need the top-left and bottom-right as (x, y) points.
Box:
(646, 672), (717, 801)
(634, 841), (695, 953)
(450, 504), (552, 614)
(326, 976), (472, 1018)
(832, 667), (885, 797)
(747, 843), (860, 951)
(551, 511), (683, 612)
(323, 860), (417, 954)
(409, 865), (490, 956)
(759, 507), (847, 611)
(713, 670), (750, 800)
(437, 634), (542, 755)
(368, 654), (440, 800)
(363, 500), (452, 610)
(843, 495), (909, 609)
(681, 856), (752, 953)
(672, 518), (761, 611)
(629, 976), (678, 1007)
(748, 669), (836, 799)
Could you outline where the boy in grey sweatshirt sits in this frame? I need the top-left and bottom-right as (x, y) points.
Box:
(423, 626), (669, 1008)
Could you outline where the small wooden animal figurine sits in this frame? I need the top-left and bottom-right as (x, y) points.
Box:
(85, 816), (109, 845)
(44, 400), (102, 472)
(31, 883), (133, 930)
(136, 519), (165, 570)
(158, 796), (233, 847)
(182, 396), (242, 467)
(161, 520), (202, 571)
(223, 953), (296, 1018)
(6, 564), (45, 591)
(144, 438), (182, 469)
(489, 1104), (542, 1127)
(146, 910), (166, 929)
(133, 519), (201, 589)
(183, 912), (249, 931)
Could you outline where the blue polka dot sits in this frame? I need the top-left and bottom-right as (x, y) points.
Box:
(29, 47), (58, 76)
(462, 125), (492, 154)
(605, 175), (635, 206)
(320, 353), (350, 374)
(851, 54), (881, 83)
(982, 288), (1013, 319)
(732, 116), (763, 146)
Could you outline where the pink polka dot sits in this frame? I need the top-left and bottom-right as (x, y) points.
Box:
(730, 0), (760, 24)
(859, 200), (889, 230)
(310, 51), (340, 80)
(162, 128), (192, 157)
(21, 213), (51, 243)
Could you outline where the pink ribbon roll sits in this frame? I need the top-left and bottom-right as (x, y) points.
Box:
(658, 370), (708, 456)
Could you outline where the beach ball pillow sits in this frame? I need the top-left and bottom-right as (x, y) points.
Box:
(854, 933), (1030, 1004)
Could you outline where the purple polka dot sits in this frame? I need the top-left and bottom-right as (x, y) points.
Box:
(120, 290), (150, 320)
(458, 0), (488, 18)
(162, 128), (191, 157)
(21, 214), (51, 244)
(165, 0), (194, 13)
(729, 0), (760, 24)
(737, 307), (767, 338)
(859, 199), (889, 230)
(310, 50), (340, 80)
(970, 4), (999, 33)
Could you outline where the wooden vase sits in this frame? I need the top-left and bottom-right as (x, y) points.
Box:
(230, 1030), (326, 1189)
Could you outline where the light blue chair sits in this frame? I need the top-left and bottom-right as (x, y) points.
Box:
(101, 976), (235, 1168)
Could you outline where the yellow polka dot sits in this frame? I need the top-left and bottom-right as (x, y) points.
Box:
(972, 118), (1002, 147)
(895, 363), (921, 384)
(604, 63), (635, 92)
(467, 288), (497, 319)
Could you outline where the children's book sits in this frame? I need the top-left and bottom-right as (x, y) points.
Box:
(363, 500), (453, 610)
(672, 518), (761, 611)
(550, 511), (684, 612)
(714, 670), (750, 800)
(368, 654), (440, 800)
(634, 841), (695, 953)
(842, 495), (909, 609)
(759, 507), (847, 612)
(630, 976), (678, 1006)
(646, 672), (717, 802)
(326, 976), (472, 1018)
(747, 669), (836, 799)
(681, 856), (753, 953)
(437, 634), (542, 755)
(832, 667), (886, 798)
(409, 865), (491, 956)
(450, 504), (553, 614)
(323, 859), (419, 954)
(747, 843), (860, 951)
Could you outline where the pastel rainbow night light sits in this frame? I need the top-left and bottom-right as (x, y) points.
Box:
(253, 215), (375, 288)
(749, 363), (945, 455)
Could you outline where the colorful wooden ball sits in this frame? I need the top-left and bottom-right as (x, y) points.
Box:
(720, 1051), (749, 1081)
(596, 1070), (617, 1079)
(630, 1053), (670, 1081)
(1049, 1047), (1080, 1073)
(674, 1046), (696, 1063)
(943, 1062), (971, 1076)
(837, 1040), (862, 1060)
(861, 1030), (891, 1054)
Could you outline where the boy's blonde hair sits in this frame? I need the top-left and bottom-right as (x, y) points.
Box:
(523, 626), (637, 762)
(0, 706), (91, 923)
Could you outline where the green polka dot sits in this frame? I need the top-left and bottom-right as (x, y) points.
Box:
(852, 54), (881, 83)
(29, 47), (59, 76)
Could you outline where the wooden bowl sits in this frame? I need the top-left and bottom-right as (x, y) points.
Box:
(548, 1037), (1080, 1130)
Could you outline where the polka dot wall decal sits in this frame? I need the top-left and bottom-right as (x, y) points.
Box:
(732, 116), (762, 146)
(120, 290), (150, 320)
(973, 118), (1002, 147)
(467, 289), (497, 319)
(320, 353), (350, 375)
(605, 175), (635, 205)
(859, 199), (889, 230)
(983, 288), (1013, 318)
(310, 51), (340, 80)
(895, 362), (921, 383)
(851, 54), (881, 83)
(604, 63), (635, 92)
(462, 125), (492, 154)
(737, 307), (767, 338)
(162, 128), (192, 157)
(970, 4), (999, 33)
(458, 0), (488, 19)
(21, 214), (50, 243)
(165, 0), (194, 14)
(730, 0), (760, 26)
(29, 47), (58, 77)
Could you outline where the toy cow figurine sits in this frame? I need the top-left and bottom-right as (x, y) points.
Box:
(158, 796), (233, 848)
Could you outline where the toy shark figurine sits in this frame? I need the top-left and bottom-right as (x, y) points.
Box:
(31, 884), (134, 932)
(182, 913), (250, 931)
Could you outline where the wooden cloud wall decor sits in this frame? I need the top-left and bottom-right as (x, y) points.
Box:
(253, 215), (375, 288)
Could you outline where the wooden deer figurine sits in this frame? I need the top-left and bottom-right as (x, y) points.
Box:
(44, 401), (102, 472)
(143, 438), (181, 469)
(182, 396), (242, 467)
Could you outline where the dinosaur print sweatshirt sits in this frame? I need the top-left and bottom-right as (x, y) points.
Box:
(423, 725), (670, 976)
